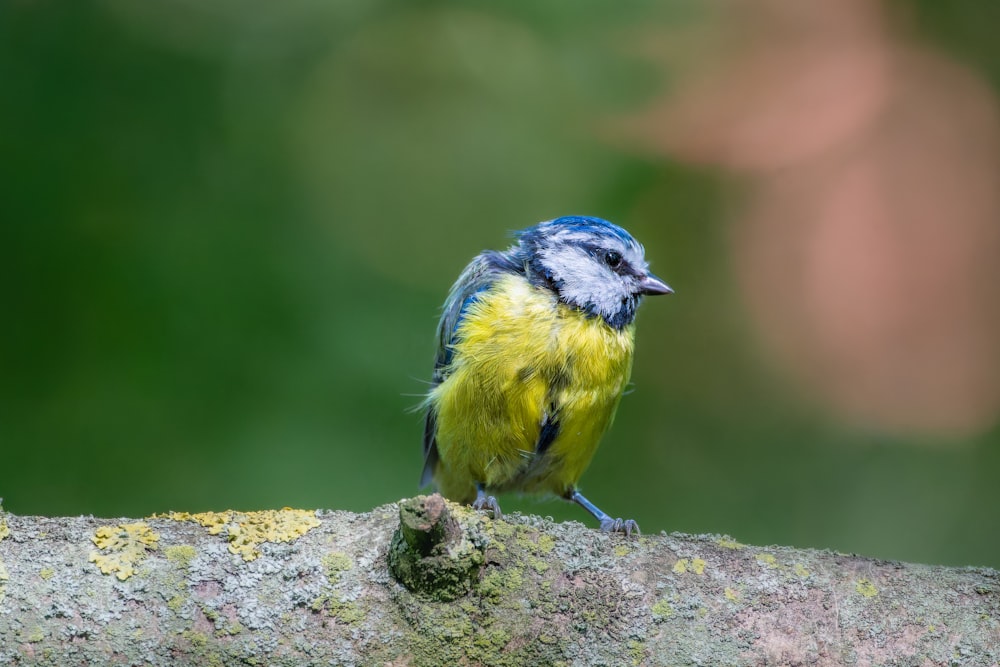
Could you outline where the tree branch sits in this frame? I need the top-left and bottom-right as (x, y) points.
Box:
(0, 496), (997, 666)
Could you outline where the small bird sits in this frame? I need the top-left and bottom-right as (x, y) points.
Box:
(421, 216), (671, 535)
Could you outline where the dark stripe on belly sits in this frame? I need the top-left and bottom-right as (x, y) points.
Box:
(536, 406), (560, 456)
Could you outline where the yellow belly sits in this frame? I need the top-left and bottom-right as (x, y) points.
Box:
(428, 273), (635, 503)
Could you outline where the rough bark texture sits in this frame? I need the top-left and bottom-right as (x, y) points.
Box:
(0, 496), (997, 666)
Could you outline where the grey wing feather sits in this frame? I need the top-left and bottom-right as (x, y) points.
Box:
(420, 250), (519, 487)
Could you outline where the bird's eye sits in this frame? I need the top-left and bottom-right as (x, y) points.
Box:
(604, 250), (623, 270)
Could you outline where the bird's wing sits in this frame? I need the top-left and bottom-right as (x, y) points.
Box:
(433, 254), (505, 379)
(421, 251), (519, 487)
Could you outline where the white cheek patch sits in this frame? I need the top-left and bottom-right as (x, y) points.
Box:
(538, 245), (593, 282)
(538, 245), (631, 319)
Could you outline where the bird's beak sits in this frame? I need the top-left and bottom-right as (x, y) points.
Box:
(637, 273), (673, 296)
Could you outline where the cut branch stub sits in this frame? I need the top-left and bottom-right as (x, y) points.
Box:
(388, 494), (487, 601)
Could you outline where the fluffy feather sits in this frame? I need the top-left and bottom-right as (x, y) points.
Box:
(425, 273), (634, 502)
(421, 216), (670, 531)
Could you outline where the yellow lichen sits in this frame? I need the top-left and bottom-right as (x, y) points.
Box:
(794, 563), (811, 578)
(672, 557), (706, 575)
(39, 568), (54, 580)
(755, 553), (779, 569)
(88, 522), (160, 581)
(724, 587), (741, 601)
(0, 516), (9, 541)
(614, 544), (631, 558)
(855, 578), (879, 598)
(715, 536), (743, 549)
(155, 508), (321, 562)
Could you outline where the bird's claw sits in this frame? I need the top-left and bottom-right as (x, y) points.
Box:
(472, 494), (503, 520)
(600, 517), (639, 537)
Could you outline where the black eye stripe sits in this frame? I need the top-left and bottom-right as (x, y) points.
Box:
(579, 243), (633, 272)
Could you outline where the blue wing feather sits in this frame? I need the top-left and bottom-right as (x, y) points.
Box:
(421, 249), (522, 486)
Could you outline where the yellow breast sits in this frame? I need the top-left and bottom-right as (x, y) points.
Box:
(428, 273), (635, 503)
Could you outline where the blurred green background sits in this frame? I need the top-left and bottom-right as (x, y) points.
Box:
(2, 1), (998, 568)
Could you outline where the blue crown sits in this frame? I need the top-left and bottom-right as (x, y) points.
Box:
(518, 215), (638, 248)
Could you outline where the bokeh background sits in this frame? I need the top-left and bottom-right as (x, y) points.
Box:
(3, 0), (999, 568)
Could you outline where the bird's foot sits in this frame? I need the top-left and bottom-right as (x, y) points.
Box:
(599, 517), (639, 536)
(568, 489), (640, 537)
(472, 488), (502, 520)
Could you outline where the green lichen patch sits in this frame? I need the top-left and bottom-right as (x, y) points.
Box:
(88, 522), (160, 581)
(397, 598), (567, 667)
(322, 551), (353, 580)
(651, 597), (674, 620)
(155, 508), (321, 561)
(510, 523), (552, 555)
(478, 566), (525, 605)
(534, 533), (556, 555)
(310, 549), (366, 623)
(383, 510), (684, 667)
(216, 621), (245, 636)
(315, 596), (366, 624)
(164, 544), (197, 568)
(181, 629), (209, 649)
(489, 519), (517, 542)
(527, 555), (550, 574)
(628, 639), (646, 666)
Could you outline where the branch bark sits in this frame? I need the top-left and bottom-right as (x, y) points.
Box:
(0, 496), (997, 666)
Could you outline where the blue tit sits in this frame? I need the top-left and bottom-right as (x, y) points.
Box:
(421, 215), (671, 535)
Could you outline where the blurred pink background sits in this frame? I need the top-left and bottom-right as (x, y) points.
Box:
(624, 0), (1000, 438)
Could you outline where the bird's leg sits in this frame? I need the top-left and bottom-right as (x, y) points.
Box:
(567, 489), (639, 536)
(471, 483), (502, 519)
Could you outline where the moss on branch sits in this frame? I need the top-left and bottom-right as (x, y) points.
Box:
(0, 496), (997, 666)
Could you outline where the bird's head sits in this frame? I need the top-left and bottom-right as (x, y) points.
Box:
(516, 216), (672, 329)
